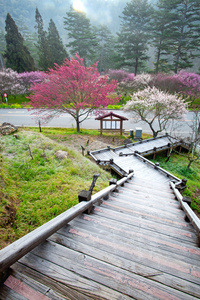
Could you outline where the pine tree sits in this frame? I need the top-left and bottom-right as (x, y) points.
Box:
(151, 0), (175, 73)
(117, 0), (153, 75)
(4, 13), (35, 72)
(64, 7), (98, 65)
(35, 8), (49, 71)
(94, 25), (119, 73)
(169, 0), (200, 73)
(47, 19), (68, 68)
(153, 0), (200, 73)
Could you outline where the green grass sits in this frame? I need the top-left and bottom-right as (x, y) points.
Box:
(151, 153), (200, 213)
(0, 94), (31, 108)
(0, 130), (111, 248)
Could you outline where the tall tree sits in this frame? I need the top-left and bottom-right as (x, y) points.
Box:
(64, 7), (98, 65)
(94, 25), (119, 73)
(151, 0), (175, 73)
(4, 13), (35, 72)
(117, 0), (153, 75)
(35, 8), (49, 71)
(154, 0), (200, 73)
(47, 19), (68, 69)
(170, 0), (200, 73)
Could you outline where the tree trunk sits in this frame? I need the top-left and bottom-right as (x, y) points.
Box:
(76, 118), (80, 132)
(187, 160), (192, 169)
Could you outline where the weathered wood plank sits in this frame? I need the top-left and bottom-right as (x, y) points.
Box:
(67, 215), (200, 262)
(3, 275), (50, 300)
(27, 240), (198, 300)
(9, 270), (70, 300)
(12, 263), (96, 300)
(0, 285), (28, 300)
(109, 193), (184, 217)
(100, 200), (194, 231)
(49, 231), (200, 298)
(54, 224), (200, 283)
(112, 191), (180, 212)
(93, 206), (197, 244)
(17, 252), (134, 300)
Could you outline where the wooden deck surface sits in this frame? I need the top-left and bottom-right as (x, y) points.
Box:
(1, 136), (200, 299)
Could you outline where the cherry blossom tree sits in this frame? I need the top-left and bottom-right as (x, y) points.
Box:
(28, 55), (119, 131)
(150, 71), (200, 106)
(19, 71), (45, 92)
(123, 86), (187, 138)
(0, 68), (25, 102)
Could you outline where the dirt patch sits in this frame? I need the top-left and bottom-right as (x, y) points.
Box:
(54, 134), (127, 152)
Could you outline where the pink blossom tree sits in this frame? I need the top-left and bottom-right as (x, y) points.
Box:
(0, 68), (25, 102)
(28, 55), (119, 132)
(124, 86), (187, 138)
(19, 71), (45, 93)
(150, 71), (200, 106)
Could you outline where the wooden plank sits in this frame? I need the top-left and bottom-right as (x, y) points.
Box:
(9, 270), (70, 300)
(0, 285), (28, 300)
(107, 194), (187, 222)
(55, 225), (200, 285)
(49, 231), (200, 298)
(27, 240), (198, 300)
(113, 190), (180, 211)
(100, 200), (194, 231)
(112, 189), (180, 210)
(68, 215), (200, 262)
(12, 263), (95, 300)
(17, 252), (134, 300)
(3, 275), (50, 300)
(93, 206), (197, 244)
(59, 222), (200, 273)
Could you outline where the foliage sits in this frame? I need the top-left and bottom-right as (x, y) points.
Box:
(4, 13), (35, 72)
(47, 19), (69, 69)
(0, 130), (111, 248)
(0, 68), (25, 102)
(28, 55), (119, 132)
(117, 0), (153, 75)
(124, 86), (187, 137)
(94, 25), (119, 73)
(35, 8), (50, 71)
(64, 7), (98, 66)
(152, 0), (200, 73)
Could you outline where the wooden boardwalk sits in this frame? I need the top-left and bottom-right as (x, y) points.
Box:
(0, 137), (200, 299)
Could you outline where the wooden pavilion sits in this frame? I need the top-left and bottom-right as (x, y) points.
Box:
(95, 111), (128, 135)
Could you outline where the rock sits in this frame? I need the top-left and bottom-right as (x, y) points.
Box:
(0, 122), (18, 135)
(124, 138), (132, 145)
(55, 150), (69, 159)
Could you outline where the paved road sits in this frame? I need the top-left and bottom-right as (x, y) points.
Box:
(0, 108), (194, 137)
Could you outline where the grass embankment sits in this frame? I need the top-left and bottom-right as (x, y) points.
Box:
(0, 130), (111, 249)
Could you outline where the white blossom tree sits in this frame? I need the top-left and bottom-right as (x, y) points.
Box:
(123, 86), (187, 138)
(0, 68), (25, 102)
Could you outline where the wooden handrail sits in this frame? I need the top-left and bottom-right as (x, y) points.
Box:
(0, 173), (134, 273)
(170, 182), (200, 244)
(134, 152), (181, 182)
